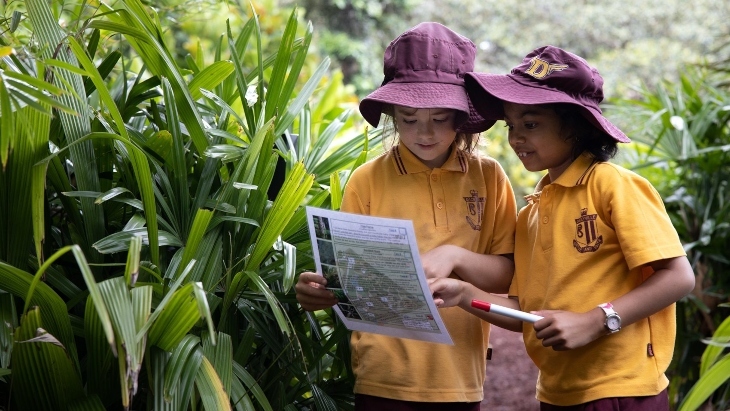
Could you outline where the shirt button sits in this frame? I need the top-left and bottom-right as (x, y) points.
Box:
(437, 202), (444, 209)
(542, 216), (549, 224)
(431, 174), (439, 181)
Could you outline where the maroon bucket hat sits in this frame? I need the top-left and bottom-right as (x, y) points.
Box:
(359, 22), (494, 133)
(465, 45), (630, 143)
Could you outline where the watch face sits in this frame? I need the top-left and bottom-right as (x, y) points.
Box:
(607, 316), (621, 330)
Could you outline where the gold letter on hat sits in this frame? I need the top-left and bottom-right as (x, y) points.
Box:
(525, 58), (568, 79)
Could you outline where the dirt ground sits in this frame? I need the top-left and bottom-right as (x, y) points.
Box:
(481, 326), (540, 411)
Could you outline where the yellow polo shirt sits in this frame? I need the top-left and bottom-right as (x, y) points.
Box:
(342, 143), (517, 402)
(509, 153), (686, 405)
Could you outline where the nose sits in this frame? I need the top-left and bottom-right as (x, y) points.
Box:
(417, 121), (434, 137)
(508, 130), (524, 146)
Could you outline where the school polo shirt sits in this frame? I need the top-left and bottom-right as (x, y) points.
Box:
(341, 143), (517, 402)
(509, 153), (686, 406)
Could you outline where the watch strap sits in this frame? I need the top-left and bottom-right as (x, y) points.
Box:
(598, 302), (621, 334)
(598, 302), (616, 315)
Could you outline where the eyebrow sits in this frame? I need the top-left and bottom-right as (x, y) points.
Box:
(394, 107), (418, 115)
(394, 107), (452, 116)
(428, 109), (453, 116)
(504, 109), (547, 121)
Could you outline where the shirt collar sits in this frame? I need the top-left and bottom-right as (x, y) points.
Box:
(391, 144), (469, 175)
(526, 153), (598, 204)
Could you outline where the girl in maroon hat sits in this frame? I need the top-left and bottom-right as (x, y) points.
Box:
(429, 46), (695, 410)
(296, 22), (518, 410)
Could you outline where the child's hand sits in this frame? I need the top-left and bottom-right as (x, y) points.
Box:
(421, 245), (458, 280)
(531, 309), (606, 351)
(428, 277), (466, 308)
(294, 272), (338, 311)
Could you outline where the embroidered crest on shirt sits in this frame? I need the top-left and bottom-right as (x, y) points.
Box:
(573, 208), (603, 253)
(464, 190), (484, 231)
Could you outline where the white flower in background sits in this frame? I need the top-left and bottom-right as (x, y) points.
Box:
(245, 85), (259, 107)
(670, 115), (685, 131)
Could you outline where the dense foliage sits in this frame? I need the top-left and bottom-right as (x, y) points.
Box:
(612, 63), (730, 409)
(0, 0), (378, 409)
(1, 0), (729, 410)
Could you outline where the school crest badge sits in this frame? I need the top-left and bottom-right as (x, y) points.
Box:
(573, 208), (603, 253)
(464, 190), (484, 231)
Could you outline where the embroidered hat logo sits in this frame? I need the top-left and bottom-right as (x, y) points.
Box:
(524, 58), (568, 79)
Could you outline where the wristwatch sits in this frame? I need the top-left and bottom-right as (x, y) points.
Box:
(598, 302), (621, 334)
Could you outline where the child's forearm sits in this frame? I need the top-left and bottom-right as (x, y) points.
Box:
(421, 245), (514, 292)
(609, 256), (694, 327)
(456, 283), (524, 332)
(451, 249), (514, 293)
(532, 257), (695, 350)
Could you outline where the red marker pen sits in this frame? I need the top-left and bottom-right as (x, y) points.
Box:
(471, 300), (543, 323)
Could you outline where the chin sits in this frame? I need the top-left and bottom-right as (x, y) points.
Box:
(522, 163), (542, 173)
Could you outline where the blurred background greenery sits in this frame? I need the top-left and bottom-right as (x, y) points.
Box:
(0, 0), (729, 410)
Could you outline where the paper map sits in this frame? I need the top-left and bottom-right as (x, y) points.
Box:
(306, 207), (453, 344)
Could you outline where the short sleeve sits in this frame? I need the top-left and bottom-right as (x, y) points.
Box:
(598, 166), (685, 270)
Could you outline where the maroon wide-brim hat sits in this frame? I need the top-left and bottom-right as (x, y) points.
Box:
(465, 45), (630, 143)
(359, 22), (494, 134)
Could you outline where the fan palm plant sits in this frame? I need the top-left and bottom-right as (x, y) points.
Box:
(613, 66), (730, 409)
(0, 0), (380, 409)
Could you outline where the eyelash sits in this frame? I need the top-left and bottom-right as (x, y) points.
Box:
(402, 118), (448, 124)
(504, 122), (537, 130)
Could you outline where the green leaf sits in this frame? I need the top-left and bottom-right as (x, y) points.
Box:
(281, 241), (296, 293)
(329, 173), (342, 211)
(304, 110), (349, 172)
(94, 187), (133, 204)
(273, 57), (330, 138)
(92, 229), (183, 254)
(0, 75), (15, 167)
(264, 8), (298, 121)
(678, 354), (730, 411)
(221, 162), (313, 319)
(83, 293), (115, 400)
(86, 20), (151, 43)
(177, 209), (214, 279)
(0, 261), (79, 367)
(700, 315), (730, 376)
(97, 277), (142, 406)
(205, 144), (248, 162)
(0, 293), (17, 368)
(12, 308), (85, 410)
(148, 282), (202, 351)
(67, 36), (161, 268)
(26, 0), (105, 259)
(3, 69), (68, 98)
(99, 0), (210, 154)
(233, 361), (274, 411)
(153, 342), (202, 410)
(196, 356), (232, 411)
(189, 61), (235, 100)
(243, 270), (292, 337)
(163, 334), (201, 402)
